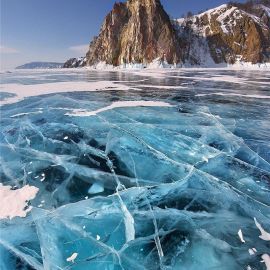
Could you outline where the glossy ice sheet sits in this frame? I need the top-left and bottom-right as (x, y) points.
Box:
(0, 69), (270, 270)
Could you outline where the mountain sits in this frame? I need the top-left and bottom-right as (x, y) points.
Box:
(16, 62), (63, 69)
(175, 2), (270, 65)
(85, 0), (181, 66)
(63, 0), (270, 68)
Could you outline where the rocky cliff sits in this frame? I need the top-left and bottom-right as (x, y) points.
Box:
(86, 0), (181, 66)
(64, 0), (270, 68)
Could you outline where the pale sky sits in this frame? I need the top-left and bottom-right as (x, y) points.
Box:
(1, 0), (245, 70)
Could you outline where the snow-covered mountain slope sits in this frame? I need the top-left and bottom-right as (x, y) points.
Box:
(175, 3), (270, 65)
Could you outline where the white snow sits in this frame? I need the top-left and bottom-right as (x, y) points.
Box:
(10, 111), (43, 118)
(84, 58), (269, 71)
(262, 254), (270, 270)
(0, 81), (132, 106)
(194, 4), (228, 19)
(238, 229), (245, 243)
(254, 218), (270, 241)
(13, 60), (269, 74)
(65, 100), (174, 117)
(217, 6), (237, 34)
(40, 173), (46, 182)
(248, 248), (257, 255)
(147, 58), (172, 69)
(122, 61), (270, 73)
(228, 61), (270, 70)
(0, 184), (39, 219)
(66, 253), (78, 263)
(176, 4), (232, 36)
(93, 61), (114, 70)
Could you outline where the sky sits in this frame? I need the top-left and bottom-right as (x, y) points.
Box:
(0, 0), (246, 69)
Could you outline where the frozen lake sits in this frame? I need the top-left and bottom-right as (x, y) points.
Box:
(0, 68), (270, 270)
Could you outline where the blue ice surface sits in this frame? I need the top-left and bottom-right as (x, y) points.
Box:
(0, 69), (270, 270)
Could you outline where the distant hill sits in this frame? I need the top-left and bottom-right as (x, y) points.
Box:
(16, 62), (63, 69)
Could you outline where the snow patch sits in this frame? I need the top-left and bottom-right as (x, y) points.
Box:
(238, 229), (245, 243)
(197, 4), (228, 18)
(0, 81), (132, 106)
(262, 254), (270, 270)
(65, 100), (174, 117)
(217, 6), (237, 34)
(66, 253), (78, 263)
(254, 218), (270, 241)
(0, 184), (39, 219)
(248, 248), (257, 255)
(228, 61), (270, 70)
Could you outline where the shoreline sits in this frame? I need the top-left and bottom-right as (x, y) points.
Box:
(2, 62), (270, 73)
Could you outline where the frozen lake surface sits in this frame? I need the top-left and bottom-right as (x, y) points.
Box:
(0, 68), (270, 270)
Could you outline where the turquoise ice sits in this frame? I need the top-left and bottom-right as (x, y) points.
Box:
(0, 69), (270, 270)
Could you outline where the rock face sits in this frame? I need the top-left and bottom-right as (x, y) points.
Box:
(86, 0), (181, 66)
(64, 0), (270, 67)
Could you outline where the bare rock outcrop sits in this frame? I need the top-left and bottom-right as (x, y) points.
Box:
(85, 0), (181, 66)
